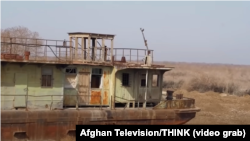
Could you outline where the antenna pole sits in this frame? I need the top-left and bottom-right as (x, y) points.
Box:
(140, 28), (148, 52)
(140, 28), (149, 108)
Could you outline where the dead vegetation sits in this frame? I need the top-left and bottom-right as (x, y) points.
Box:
(1, 26), (44, 55)
(162, 62), (250, 96)
(160, 62), (250, 124)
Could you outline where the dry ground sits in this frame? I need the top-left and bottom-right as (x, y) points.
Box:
(176, 90), (250, 124)
(160, 62), (250, 124)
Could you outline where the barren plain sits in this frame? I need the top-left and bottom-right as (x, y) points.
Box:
(162, 62), (250, 124)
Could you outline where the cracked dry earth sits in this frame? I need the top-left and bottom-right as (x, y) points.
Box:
(177, 90), (250, 125)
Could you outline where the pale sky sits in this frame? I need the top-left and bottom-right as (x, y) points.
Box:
(1, 1), (250, 65)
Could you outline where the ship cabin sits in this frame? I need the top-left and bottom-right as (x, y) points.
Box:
(1, 32), (173, 110)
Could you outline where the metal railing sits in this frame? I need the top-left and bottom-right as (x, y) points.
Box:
(1, 93), (195, 111)
(113, 48), (154, 63)
(114, 95), (195, 109)
(1, 37), (73, 62)
(1, 94), (106, 110)
(1, 37), (154, 65)
(73, 46), (112, 62)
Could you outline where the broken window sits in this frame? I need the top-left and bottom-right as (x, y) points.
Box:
(152, 74), (159, 87)
(91, 68), (102, 88)
(64, 68), (77, 88)
(41, 68), (53, 87)
(122, 73), (129, 86)
(65, 68), (77, 74)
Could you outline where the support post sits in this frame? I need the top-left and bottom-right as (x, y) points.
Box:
(84, 38), (87, 60)
(95, 38), (97, 61)
(75, 37), (78, 59)
(69, 37), (72, 61)
(91, 38), (95, 61)
(10, 38), (12, 54)
(111, 39), (113, 62)
(102, 38), (105, 61)
(88, 36), (90, 61)
(143, 69), (148, 108)
(81, 37), (84, 61)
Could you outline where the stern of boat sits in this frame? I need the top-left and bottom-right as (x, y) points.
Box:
(152, 90), (201, 124)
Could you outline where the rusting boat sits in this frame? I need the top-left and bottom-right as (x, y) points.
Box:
(1, 29), (200, 141)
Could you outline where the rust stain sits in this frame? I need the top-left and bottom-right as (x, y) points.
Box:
(90, 91), (101, 105)
(102, 91), (108, 105)
(1, 127), (12, 140)
(103, 71), (109, 89)
(103, 71), (106, 78)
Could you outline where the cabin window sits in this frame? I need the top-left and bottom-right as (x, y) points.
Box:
(64, 68), (77, 88)
(152, 74), (159, 87)
(91, 68), (102, 88)
(122, 73), (129, 86)
(65, 68), (77, 74)
(140, 74), (147, 87)
(41, 68), (53, 87)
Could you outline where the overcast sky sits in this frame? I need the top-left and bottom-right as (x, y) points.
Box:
(2, 1), (250, 65)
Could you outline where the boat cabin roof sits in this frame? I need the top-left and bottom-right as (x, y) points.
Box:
(68, 32), (115, 39)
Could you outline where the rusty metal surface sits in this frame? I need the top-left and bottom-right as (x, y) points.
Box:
(1, 108), (199, 141)
(90, 91), (102, 104)
(103, 91), (109, 105)
(102, 69), (110, 105)
(153, 97), (195, 109)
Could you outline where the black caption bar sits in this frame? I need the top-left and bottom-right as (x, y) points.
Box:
(76, 125), (249, 139)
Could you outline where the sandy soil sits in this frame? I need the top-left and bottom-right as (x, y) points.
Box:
(171, 89), (250, 125)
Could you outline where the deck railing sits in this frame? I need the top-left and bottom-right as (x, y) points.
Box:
(1, 94), (106, 110)
(1, 37), (73, 62)
(1, 37), (154, 65)
(113, 48), (154, 63)
(114, 95), (195, 109)
(0, 93), (194, 110)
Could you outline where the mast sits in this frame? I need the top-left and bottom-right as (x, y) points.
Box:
(140, 28), (149, 108)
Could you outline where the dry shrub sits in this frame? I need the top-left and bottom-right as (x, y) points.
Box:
(1, 26), (44, 55)
(163, 80), (184, 89)
(246, 89), (250, 95)
(162, 62), (250, 96)
(187, 74), (239, 94)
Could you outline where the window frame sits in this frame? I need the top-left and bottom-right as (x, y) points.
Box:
(64, 67), (77, 88)
(91, 68), (103, 88)
(65, 67), (77, 75)
(152, 74), (159, 87)
(140, 74), (148, 87)
(41, 67), (53, 88)
(122, 73), (130, 87)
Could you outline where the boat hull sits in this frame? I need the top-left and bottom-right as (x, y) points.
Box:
(1, 108), (200, 141)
